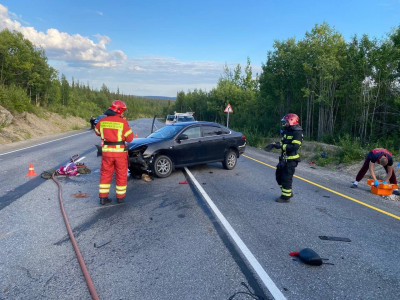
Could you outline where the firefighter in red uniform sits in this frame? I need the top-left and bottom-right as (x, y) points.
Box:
(265, 113), (303, 203)
(94, 100), (134, 205)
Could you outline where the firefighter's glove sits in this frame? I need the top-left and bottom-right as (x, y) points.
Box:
(264, 144), (274, 152)
(383, 181), (388, 184)
(374, 180), (379, 186)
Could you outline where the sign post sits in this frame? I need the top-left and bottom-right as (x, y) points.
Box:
(224, 104), (233, 127)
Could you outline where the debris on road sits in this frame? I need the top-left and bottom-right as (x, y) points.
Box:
(290, 248), (333, 266)
(319, 236), (351, 242)
(94, 240), (111, 248)
(71, 192), (90, 198)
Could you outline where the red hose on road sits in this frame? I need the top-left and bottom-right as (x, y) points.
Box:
(52, 173), (100, 300)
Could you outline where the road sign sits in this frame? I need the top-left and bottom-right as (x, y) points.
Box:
(224, 104), (233, 113)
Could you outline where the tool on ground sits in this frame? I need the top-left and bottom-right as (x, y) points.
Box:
(289, 248), (333, 266)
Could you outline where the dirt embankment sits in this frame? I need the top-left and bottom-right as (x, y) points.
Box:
(0, 110), (88, 145)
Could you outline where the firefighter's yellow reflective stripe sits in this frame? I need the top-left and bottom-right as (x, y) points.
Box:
(100, 121), (124, 130)
(282, 144), (287, 151)
(94, 128), (100, 134)
(292, 140), (302, 145)
(286, 136), (293, 139)
(102, 147), (126, 152)
(287, 154), (300, 159)
(99, 121), (124, 141)
(99, 183), (110, 193)
(124, 129), (132, 137)
(99, 184), (110, 192)
(282, 188), (292, 196)
(116, 185), (126, 195)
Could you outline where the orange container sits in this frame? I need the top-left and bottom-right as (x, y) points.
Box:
(366, 179), (398, 195)
(371, 186), (393, 195)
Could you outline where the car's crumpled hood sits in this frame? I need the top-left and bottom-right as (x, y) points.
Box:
(127, 137), (161, 150)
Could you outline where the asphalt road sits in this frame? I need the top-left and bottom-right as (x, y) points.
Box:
(0, 118), (399, 300)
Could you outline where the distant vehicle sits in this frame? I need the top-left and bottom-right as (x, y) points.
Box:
(165, 112), (195, 124)
(94, 114), (106, 125)
(165, 115), (175, 124)
(127, 121), (246, 178)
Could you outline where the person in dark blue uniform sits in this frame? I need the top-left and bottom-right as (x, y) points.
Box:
(265, 113), (303, 203)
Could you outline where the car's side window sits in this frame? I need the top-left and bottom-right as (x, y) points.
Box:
(183, 126), (201, 139)
(220, 127), (230, 135)
(202, 126), (221, 137)
(202, 126), (230, 136)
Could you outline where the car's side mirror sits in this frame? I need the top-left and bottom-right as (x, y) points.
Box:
(177, 134), (189, 141)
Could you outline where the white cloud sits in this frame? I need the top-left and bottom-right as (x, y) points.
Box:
(0, 4), (260, 96)
(0, 4), (126, 68)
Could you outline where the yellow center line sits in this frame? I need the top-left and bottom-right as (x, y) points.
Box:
(243, 154), (400, 221)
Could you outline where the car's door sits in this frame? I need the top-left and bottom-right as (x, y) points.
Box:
(200, 125), (230, 161)
(172, 125), (203, 165)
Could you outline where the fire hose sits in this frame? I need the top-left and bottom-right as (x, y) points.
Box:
(52, 173), (100, 300)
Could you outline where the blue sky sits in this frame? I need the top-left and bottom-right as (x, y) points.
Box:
(0, 0), (399, 97)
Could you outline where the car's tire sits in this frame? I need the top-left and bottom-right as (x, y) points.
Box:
(222, 150), (237, 170)
(153, 155), (173, 178)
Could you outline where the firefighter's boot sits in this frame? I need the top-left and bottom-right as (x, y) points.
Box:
(275, 197), (290, 203)
(117, 197), (125, 204)
(100, 197), (112, 205)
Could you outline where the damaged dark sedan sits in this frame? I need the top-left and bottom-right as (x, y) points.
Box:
(128, 121), (246, 178)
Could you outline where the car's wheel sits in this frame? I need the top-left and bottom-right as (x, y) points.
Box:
(153, 155), (173, 178)
(222, 150), (237, 170)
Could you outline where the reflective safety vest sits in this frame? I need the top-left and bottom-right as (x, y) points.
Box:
(94, 115), (133, 155)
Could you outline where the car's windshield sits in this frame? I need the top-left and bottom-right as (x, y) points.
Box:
(148, 124), (185, 139)
(166, 115), (174, 121)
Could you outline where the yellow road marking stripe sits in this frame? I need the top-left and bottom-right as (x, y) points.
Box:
(242, 154), (400, 220)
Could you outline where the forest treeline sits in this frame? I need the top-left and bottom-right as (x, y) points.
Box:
(1, 23), (400, 156)
(169, 22), (400, 154)
(0, 29), (170, 121)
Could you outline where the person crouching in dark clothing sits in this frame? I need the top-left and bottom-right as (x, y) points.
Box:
(351, 148), (400, 195)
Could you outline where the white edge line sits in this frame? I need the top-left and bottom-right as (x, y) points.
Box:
(0, 131), (89, 156)
(184, 167), (286, 300)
